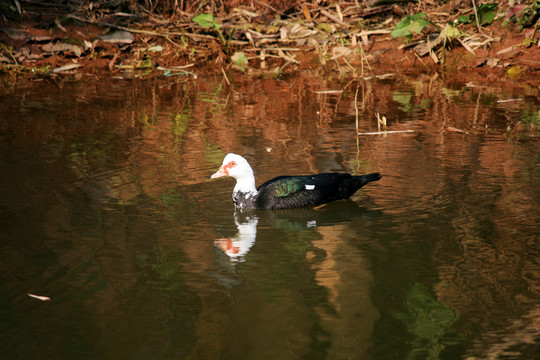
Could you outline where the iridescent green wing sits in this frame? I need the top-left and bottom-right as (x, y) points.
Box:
(256, 175), (323, 209)
(270, 176), (310, 197)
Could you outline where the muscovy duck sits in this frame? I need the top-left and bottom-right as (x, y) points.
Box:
(211, 153), (381, 209)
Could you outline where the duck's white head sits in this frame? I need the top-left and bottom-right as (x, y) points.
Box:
(211, 153), (257, 194)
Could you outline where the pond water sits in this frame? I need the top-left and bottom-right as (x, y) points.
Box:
(0, 71), (539, 359)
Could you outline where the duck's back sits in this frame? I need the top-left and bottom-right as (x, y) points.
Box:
(255, 172), (381, 209)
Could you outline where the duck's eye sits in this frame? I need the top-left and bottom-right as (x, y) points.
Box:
(228, 161), (237, 167)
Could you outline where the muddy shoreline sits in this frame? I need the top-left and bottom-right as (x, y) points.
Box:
(1, 1), (539, 86)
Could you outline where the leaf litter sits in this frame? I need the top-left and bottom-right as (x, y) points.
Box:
(0, 1), (539, 82)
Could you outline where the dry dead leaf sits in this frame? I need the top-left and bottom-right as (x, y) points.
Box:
(99, 30), (135, 44)
(301, 4), (312, 22)
(486, 57), (499, 68)
(52, 63), (82, 73)
(458, 38), (476, 56)
(42, 42), (83, 57)
(2, 27), (27, 40)
(27, 293), (51, 301)
(331, 46), (352, 60)
(335, 4), (343, 21)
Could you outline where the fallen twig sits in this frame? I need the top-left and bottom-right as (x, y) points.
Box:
(157, 63), (195, 70)
(354, 87), (359, 133)
(497, 99), (523, 103)
(355, 29), (392, 37)
(358, 130), (415, 135)
(314, 90), (343, 94)
(472, 0), (488, 37)
(28, 293), (51, 301)
(221, 68), (230, 85)
(321, 9), (349, 28)
(375, 113), (387, 132)
(52, 63), (82, 73)
(447, 126), (469, 134)
(276, 48), (299, 64)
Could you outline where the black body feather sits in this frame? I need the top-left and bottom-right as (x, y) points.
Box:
(251, 172), (381, 210)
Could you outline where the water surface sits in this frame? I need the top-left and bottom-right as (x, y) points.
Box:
(0, 72), (539, 359)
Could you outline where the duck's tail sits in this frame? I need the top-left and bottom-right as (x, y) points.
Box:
(356, 172), (382, 186)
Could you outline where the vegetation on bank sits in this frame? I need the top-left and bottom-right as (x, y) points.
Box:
(0, 1), (539, 77)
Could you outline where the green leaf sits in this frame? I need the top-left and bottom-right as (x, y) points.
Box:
(136, 58), (153, 69)
(147, 45), (163, 53)
(477, 3), (498, 25)
(409, 13), (429, 23)
(317, 23), (334, 33)
(441, 24), (461, 41)
(391, 16), (412, 38)
(192, 13), (220, 29)
(453, 15), (470, 25)
(231, 51), (248, 71)
(408, 19), (428, 34)
(519, 37), (535, 47)
(391, 13), (429, 38)
(458, 15), (470, 24)
(391, 26), (411, 38)
(507, 66), (525, 79)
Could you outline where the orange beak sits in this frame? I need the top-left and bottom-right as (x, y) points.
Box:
(210, 166), (228, 179)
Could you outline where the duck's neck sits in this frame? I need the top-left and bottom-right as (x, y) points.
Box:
(232, 174), (258, 209)
(233, 174), (257, 195)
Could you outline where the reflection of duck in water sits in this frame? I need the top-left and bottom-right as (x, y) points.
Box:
(211, 153), (381, 209)
(215, 201), (381, 263)
(215, 211), (258, 263)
